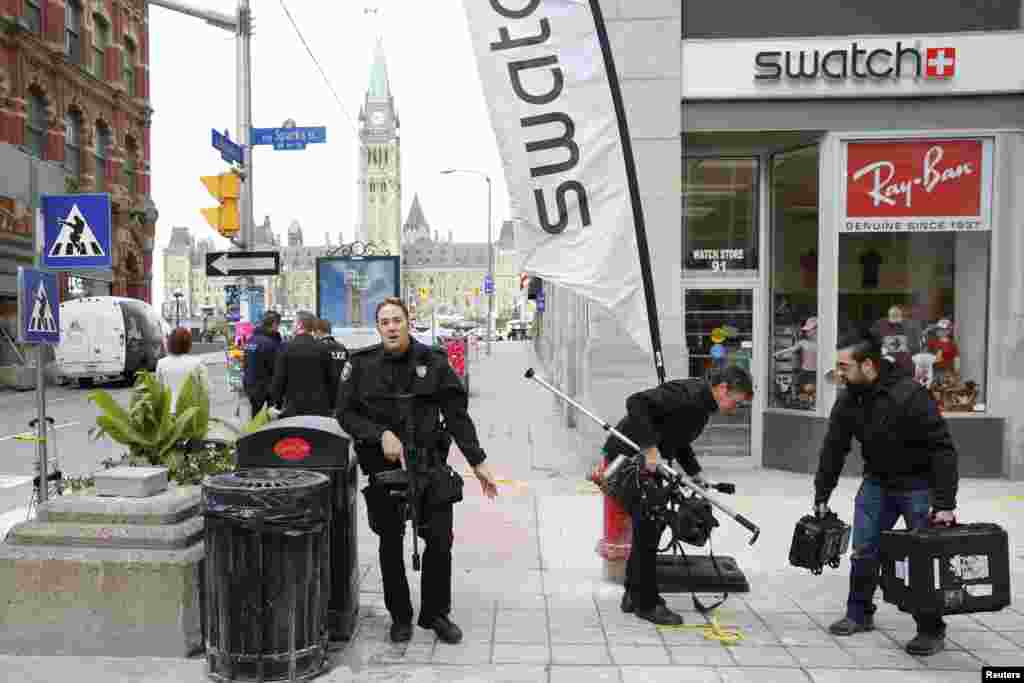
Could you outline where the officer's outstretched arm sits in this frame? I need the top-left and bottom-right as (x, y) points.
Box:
(334, 358), (386, 445)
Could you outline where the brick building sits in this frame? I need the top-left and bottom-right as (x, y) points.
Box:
(0, 0), (156, 320)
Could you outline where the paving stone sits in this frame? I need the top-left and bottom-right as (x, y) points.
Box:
(430, 640), (492, 665)
(970, 610), (1024, 630)
(807, 669), (977, 683)
(620, 665), (720, 683)
(787, 645), (858, 667)
(841, 647), (925, 669)
(549, 666), (622, 683)
(600, 623), (663, 647)
(549, 623), (608, 644)
(1002, 631), (1024, 647)
(493, 609), (548, 644)
(773, 629), (842, 648)
(943, 614), (999, 631)
(550, 643), (613, 665)
(718, 667), (813, 683)
(609, 644), (671, 665)
(974, 648), (1024, 667)
(667, 644), (734, 666)
(910, 649), (984, 670)
(829, 630), (900, 649)
(758, 612), (821, 630)
(947, 630), (1020, 650)
(727, 645), (799, 667)
(492, 642), (550, 664)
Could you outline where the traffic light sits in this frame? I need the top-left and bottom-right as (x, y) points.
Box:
(200, 172), (241, 236)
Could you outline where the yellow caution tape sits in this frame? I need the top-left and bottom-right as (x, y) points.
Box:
(658, 612), (744, 645)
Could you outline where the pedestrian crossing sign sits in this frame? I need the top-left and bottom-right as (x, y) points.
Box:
(17, 267), (60, 345)
(41, 193), (112, 270)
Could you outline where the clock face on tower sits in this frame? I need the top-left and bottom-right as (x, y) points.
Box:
(371, 111), (386, 126)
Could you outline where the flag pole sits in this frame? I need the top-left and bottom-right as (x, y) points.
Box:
(588, 0), (666, 385)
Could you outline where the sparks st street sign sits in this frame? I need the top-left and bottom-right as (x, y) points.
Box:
(212, 129), (244, 166)
(251, 126), (327, 151)
(205, 251), (280, 277)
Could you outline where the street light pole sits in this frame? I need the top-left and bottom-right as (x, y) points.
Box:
(441, 169), (494, 356)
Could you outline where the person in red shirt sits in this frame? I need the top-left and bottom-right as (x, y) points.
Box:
(927, 319), (959, 385)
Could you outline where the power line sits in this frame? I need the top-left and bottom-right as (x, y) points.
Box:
(278, 0), (366, 150)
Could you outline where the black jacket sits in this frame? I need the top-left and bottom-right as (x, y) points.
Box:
(269, 333), (340, 418)
(335, 340), (486, 476)
(321, 335), (349, 383)
(243, 329), (282, 396)
(814, 360), (959, 510)
(602, 379), (716, 477)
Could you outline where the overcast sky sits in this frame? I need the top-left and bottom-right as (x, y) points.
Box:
(149, 0), (510, 308)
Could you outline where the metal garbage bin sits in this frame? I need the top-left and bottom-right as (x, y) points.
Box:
(203, 468), (330, 682)
(235, 416), (359, 640)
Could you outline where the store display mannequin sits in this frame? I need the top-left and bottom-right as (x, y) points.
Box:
(927, 318), (960, 386)
(774, 316), (817, 403)
(872, 305), (914, 373)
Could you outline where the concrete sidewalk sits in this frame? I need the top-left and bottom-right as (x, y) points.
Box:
(3, 342), (1022, 682)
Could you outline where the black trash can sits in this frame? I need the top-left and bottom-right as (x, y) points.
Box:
(236, 416), (359, 640)
(203, 468), (330, 682)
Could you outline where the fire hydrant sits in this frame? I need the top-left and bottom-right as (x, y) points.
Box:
(590, 455), (632, 583)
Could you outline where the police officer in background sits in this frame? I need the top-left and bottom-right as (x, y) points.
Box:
(269, 311), (339, 418)
(243, 311), (282, 418)
(603, 365), (753, 626)
(814, 328), (958, 657)
(336, 297), (498, 645)
(314, 318), (348, 380)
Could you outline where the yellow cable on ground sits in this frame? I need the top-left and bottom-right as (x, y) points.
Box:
(658, 611), (744, 645)
(13, 433), (44, 442)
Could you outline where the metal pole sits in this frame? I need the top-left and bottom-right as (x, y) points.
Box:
(486, 175), (493, 357)
(30, 160), (47, 503)
(236, 0), (256, 323)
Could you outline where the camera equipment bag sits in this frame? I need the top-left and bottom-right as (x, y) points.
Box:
(880, 522), (1011, 616)
(789, 511), (851, 575)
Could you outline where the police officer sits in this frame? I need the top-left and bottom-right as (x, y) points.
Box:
(314, 317), (348, 381)
(336, 297), (498, 645)
(815, 328), (958, 657)
(604, 365), (753, 626)
(269, 311), (339, 418)
(243, 311), (282, 418)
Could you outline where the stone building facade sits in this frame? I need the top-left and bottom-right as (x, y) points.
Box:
(0, 0), (156, 317)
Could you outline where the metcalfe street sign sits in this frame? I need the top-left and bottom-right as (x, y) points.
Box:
(205, 251), (280, 277)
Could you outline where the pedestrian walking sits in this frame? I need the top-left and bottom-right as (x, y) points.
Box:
(335, 297), (498, 645)
(243, 311), (283, 419)
(156, 327), (209, 407)
(604, 365), (753, 626)
(814, 327), (958, 656)
(269, 311), (339, 418)
(314, 317), (349, 381)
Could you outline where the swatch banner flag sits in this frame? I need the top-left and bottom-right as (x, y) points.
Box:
(461, 0), (650, 353)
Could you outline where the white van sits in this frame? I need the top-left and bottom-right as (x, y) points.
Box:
(57, 296), (168, 386)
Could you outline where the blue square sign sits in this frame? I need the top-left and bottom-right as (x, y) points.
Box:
(41, 193), (112, 270)
(17, 267), (60, 345)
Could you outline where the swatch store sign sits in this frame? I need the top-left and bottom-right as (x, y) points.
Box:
(755, 42), (957, 81)
(841, 139), (993, 233)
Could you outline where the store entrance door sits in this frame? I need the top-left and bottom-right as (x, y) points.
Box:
(684, 288), (759, 459)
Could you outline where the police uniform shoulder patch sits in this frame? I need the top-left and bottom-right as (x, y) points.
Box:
(341, 361), (353, 382)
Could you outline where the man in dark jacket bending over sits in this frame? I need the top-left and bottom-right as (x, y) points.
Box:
(604, 365), (753, 626)
(815, 328), (958, 656)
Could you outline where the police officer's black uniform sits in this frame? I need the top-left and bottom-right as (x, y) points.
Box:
(603, 379), (715, 621)
(335, 339), (485, 639)
(243, 327), (282, 417)
(320, 334), (349, 383)
(269, 333), (340, 418)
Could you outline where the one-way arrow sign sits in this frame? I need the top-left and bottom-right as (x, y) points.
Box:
(205, 251), (280, 277)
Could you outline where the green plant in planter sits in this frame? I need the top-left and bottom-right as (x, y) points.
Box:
(88, 370), (207, 483)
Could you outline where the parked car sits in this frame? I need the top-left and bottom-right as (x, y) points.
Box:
(57, 297), (167, 386)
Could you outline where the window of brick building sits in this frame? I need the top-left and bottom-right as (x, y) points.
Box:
(65, 0), (82, 65)
(92, 15), (109, 80)
(95, 123), (111, 191)
(123, 138), (138, 196)
(64, 110), (82, 179)
(24, 0), (42, 34)
(25, 90), (47, 159)
(123, 38), (136, 97)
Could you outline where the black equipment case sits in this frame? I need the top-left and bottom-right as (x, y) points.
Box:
(880, 522), (1012, 616)
(789, 512), (851, 575)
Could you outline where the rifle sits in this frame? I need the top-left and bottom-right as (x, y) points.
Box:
(373, 393), (428, 571)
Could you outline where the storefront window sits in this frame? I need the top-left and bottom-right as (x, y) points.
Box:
(839, 138), (992, 413)
(769, 146), (819, 410)
(682, 158), (758, 273)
